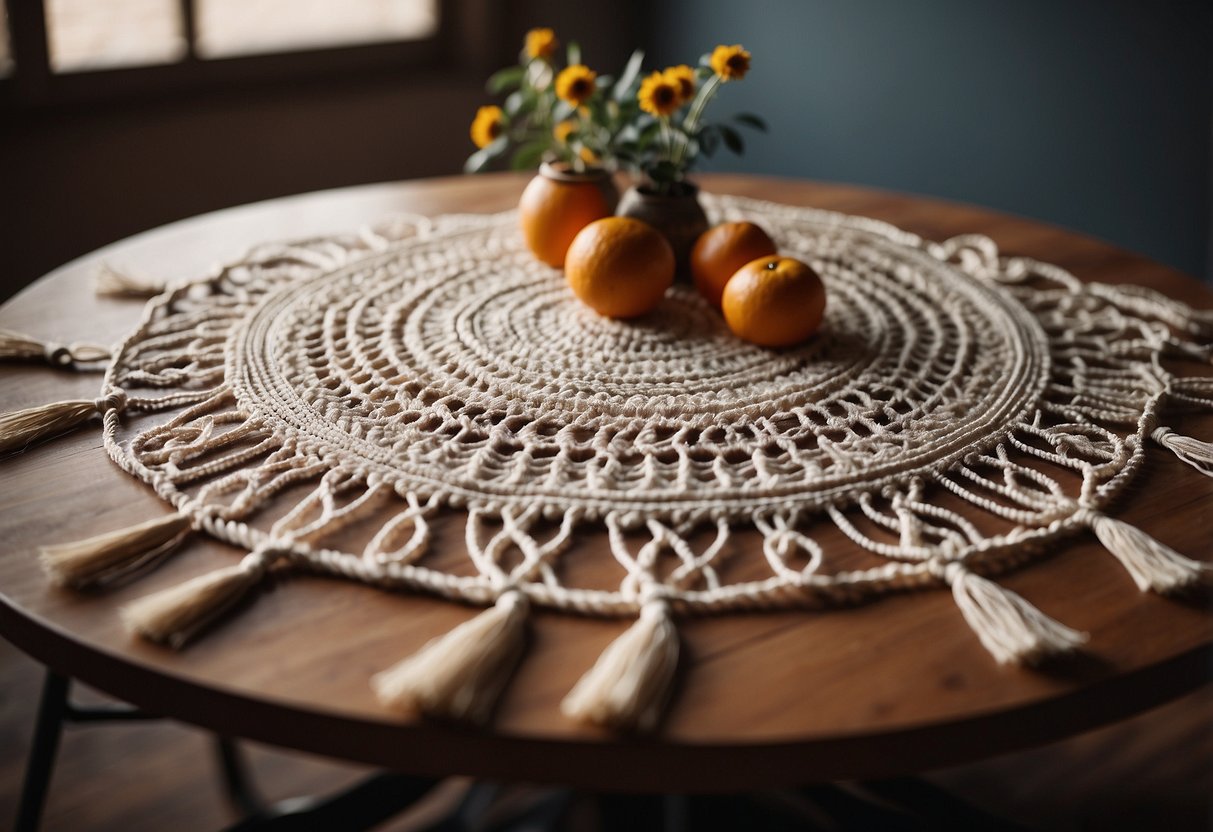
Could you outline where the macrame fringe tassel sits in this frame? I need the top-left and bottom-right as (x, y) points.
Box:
(95, 263), (165, 298)
(947, 565), (1087, 665)
(1087, 512), (1211, 594)
(1153, 428), (1213, 477)
(560, 600), (679, 733)
(372, 589), (529, 723)
(120, 555), (265, 649)
(0, 329), (52, 361)
(0, 399), (101, 454)
(0, 328), (109, 366)
(39, 511), (191, 588)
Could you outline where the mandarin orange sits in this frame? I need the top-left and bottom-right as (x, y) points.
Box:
(519, 170), (615, 267)
(690, 221), (778, 308)
(721, 255), (826, 347)
(565, 217), (675, 318)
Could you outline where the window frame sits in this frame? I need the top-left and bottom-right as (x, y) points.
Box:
(0, 0), (497, 110)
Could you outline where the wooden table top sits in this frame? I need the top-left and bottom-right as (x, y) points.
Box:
(0, 174), (1210, 793)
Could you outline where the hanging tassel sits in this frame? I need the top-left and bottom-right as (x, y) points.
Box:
(0, 329), (109, 367)
(0, 399), (105, 454)
(95, 263), (166, 298)
(1153, 427), (1213, 477)
(372, 589), (529, 724)
(39, 511), (192, 588)
(120, 552), (268, 649)
(0, 329), (46, 361)
(1085, 511), (1211, 594)
(561, 599), (679, 733)
(944, 563), (1087, 665)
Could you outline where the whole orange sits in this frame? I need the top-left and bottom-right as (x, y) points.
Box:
(721, 255), (826, 347)
(565, 217), (675, 318)
(519, 168), (615, 268)
(690, 221), (778, 308)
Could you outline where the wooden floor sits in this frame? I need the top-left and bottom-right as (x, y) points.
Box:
(0, 634), (1209, 830)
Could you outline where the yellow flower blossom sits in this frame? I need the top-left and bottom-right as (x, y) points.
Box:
(638, 71), (680, 117)
(555, 64), (597, 106)
(579, 146), (600, 164)
(663, 65), (696, 104)
(553, 120), (578, 144)
(525, 27), (558, 61)
(469, 105), (505, 149)
(710, 44), (751, 80)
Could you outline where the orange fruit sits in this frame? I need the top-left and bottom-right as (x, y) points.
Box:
(519, 170), (615, 267)
(690, 221), (778, 308)
(721, 255), (826, 347)
(565, 217), (675, 318)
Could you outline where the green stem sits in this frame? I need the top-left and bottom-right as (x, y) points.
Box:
(676, 74), (722, 168)
(572, 107), (589, 173)
(659, 116), (673, 164)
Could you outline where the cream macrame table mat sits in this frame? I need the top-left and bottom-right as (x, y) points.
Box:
(6, 193), (1213, 732)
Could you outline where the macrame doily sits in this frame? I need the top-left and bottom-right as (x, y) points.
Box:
(7, 194), (1213, 731)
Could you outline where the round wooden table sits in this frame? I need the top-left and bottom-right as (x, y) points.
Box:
(1, 174), (1210, 797)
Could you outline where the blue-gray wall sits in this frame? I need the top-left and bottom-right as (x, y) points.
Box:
(648, 0), (1212, 280)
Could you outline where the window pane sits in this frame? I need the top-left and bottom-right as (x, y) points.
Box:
(196, 0), (438, 59)
(46, 0), (186, 73)
(0, 4), (12, 77)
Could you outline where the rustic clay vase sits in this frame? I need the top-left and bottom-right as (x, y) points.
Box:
(615, 181), (710, 279)
(518, 162), (620, 267)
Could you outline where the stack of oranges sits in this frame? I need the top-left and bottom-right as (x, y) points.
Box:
(522, 197), (825, 347)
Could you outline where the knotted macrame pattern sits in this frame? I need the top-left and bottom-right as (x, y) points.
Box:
(9, 194), (1213, 731)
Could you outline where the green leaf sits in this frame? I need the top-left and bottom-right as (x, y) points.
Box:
(719, 124), (745, 155)
(612, 49), (646, 102)
(510, 140), (549, 171)
(504, 90), (535, 117)
(567, 41), (581, 66)
(463, 135), (509, 173)
(734, 112), (768, 132)
(552, 100), (576, 123)
(698, 124), (721, 157)
(585, 96), (606, 124)
(487, 65), (525, 95)
(636, 119), (662, 151)
(650, 159), (681, 181)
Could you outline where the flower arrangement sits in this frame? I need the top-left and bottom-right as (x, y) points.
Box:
(466, 29), (766, 193)
(620, 44), (765, 195)
(465, 28), (646, 175)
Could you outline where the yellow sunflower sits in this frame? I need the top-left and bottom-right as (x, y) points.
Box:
(555, 64), (597, 106)
(469, 105), (505, 149)
(638, 71), (681, 117)
(710, 44), (751, 80)
(553, 120), (578, 144)
(663, 65), (696, 104)
(525, 27), (558, 61)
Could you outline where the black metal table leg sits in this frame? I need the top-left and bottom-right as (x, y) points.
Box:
(215, 736), (268, 817)
(15, 670), (69, 832)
